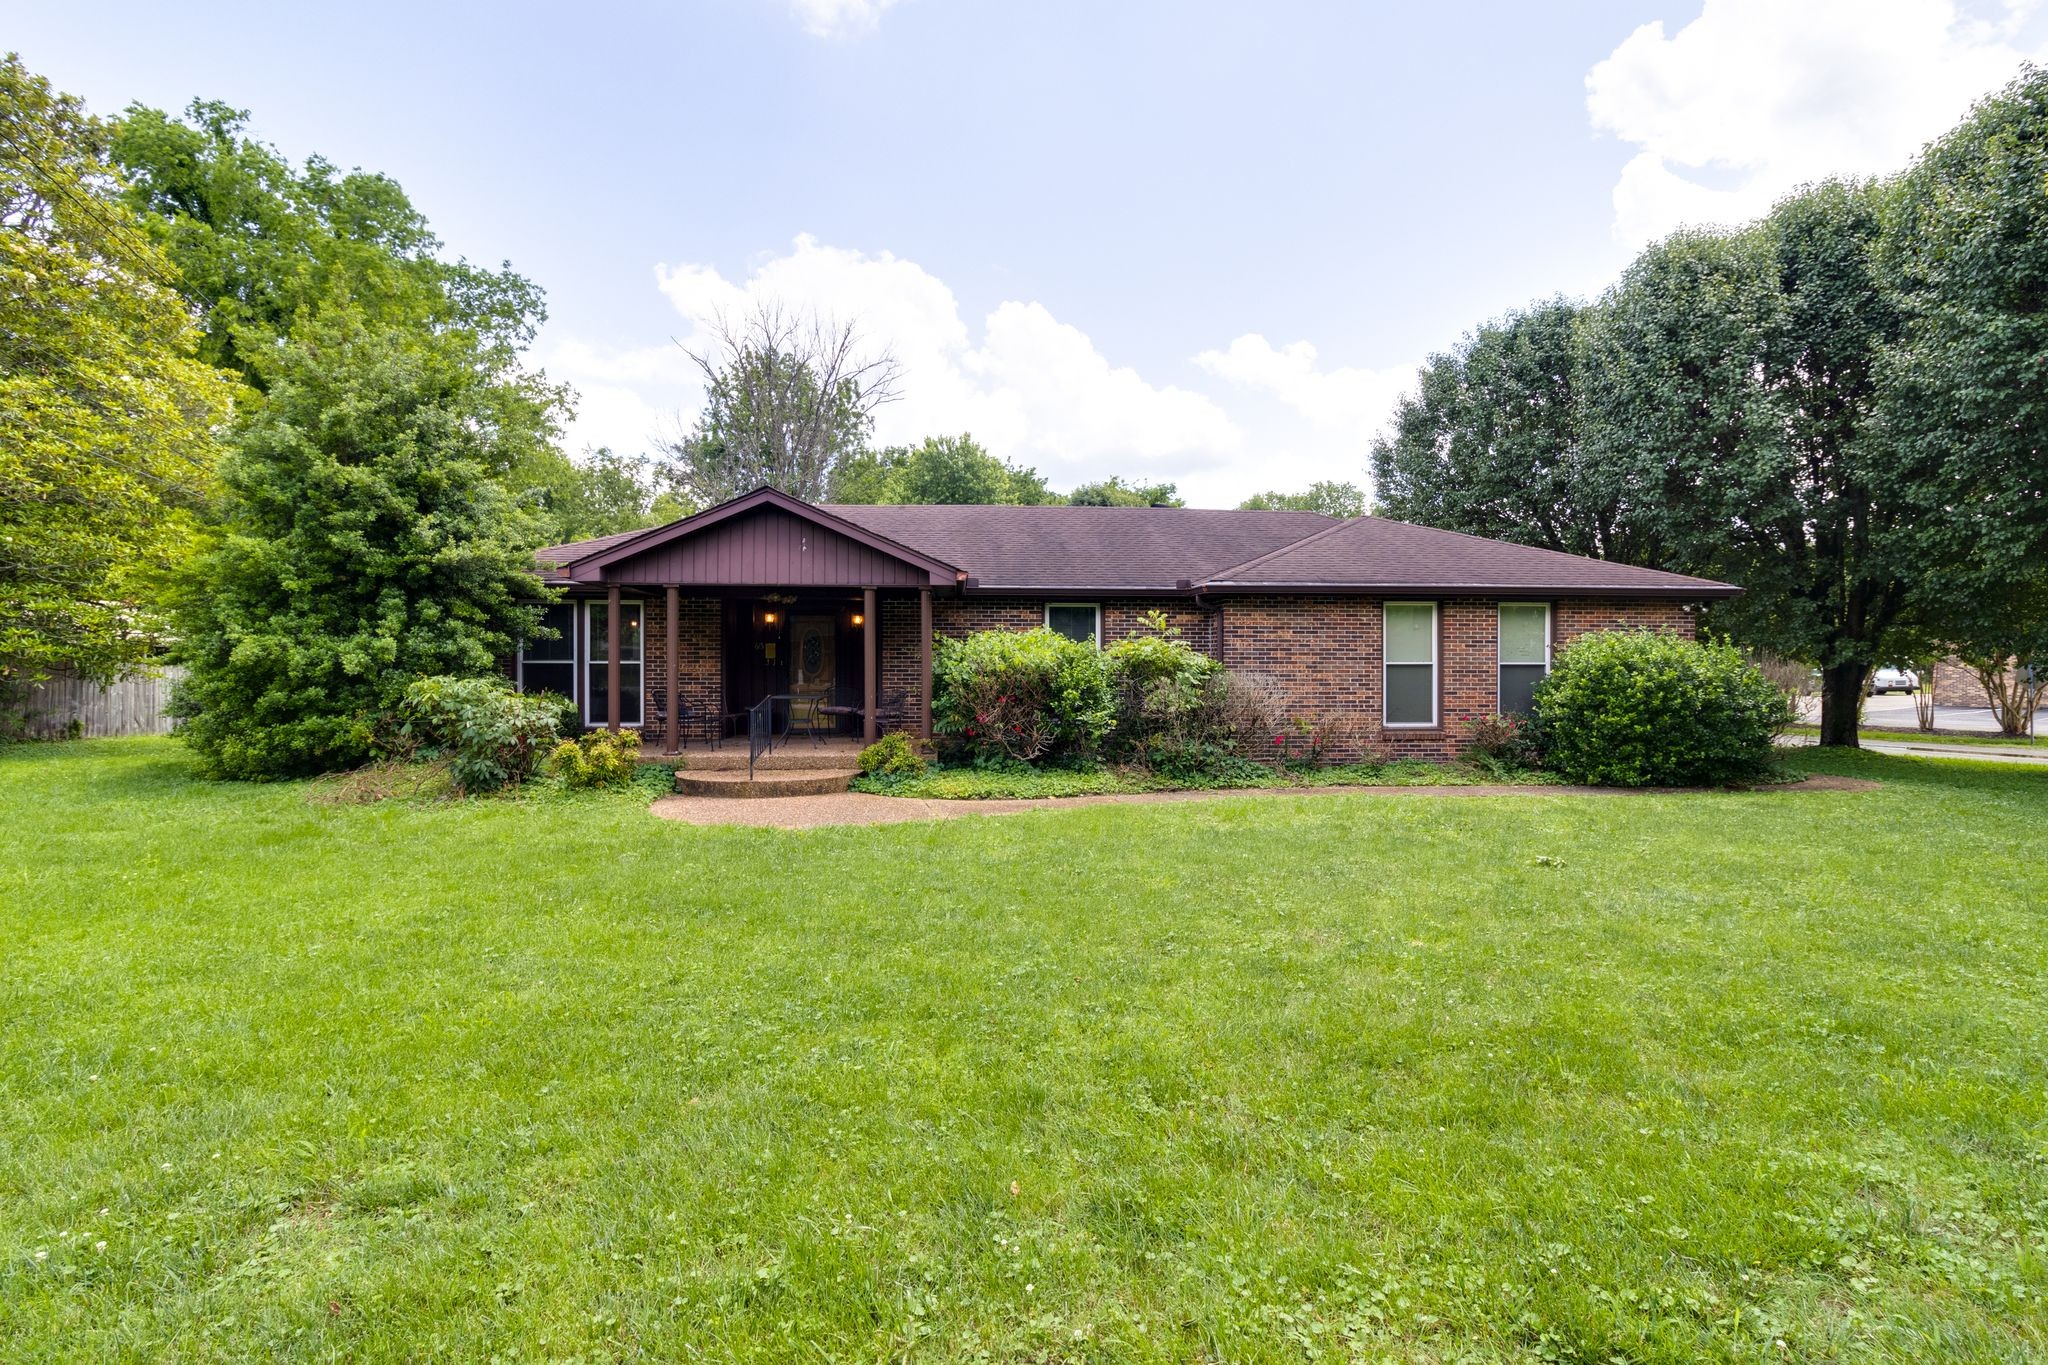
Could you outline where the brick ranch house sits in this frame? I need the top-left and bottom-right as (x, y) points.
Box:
(519, 486), (1738, 761)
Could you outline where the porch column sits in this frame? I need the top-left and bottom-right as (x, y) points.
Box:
(664, 583), (680, 755)
(918, 587), (933, 740)
(862, 586), (878, 743)
(606, 583), (621, 734)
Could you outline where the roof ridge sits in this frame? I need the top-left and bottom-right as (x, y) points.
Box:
(1199, 515), (1365, 584)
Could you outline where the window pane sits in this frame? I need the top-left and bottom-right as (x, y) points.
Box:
(586, 664), (644, 725)
(1386, 663), (1435, 725)
(1499, 603), (1548, 664)
(1047, 605), (1098, 644)
(521, 660), (574, 699)
(1385, 603), (1434, 664)
(522, 603), (576, 662)
(620, 605), (642, 662)
(1500, 663), (1547, 717)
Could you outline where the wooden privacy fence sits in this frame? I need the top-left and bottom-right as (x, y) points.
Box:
(18, 668), (184, 739)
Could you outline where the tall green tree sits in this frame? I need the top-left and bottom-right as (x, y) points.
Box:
(527, 448), (690, 543)
(110, 99), (543, 389)
(1579, 181), (1913, 745)
(170, 313), (549, 779)
(828, 434), (1057, 505)
(0, 56), (236, 698)
(658, 305), (900, 504)
(1368, 300), (1655, 560)
(1881, 68), (2048, 717)
(1066, 476), (1184, 507)
(1239, 481), (1366, 517)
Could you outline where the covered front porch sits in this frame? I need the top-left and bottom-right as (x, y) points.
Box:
(529, 489), (962, 756)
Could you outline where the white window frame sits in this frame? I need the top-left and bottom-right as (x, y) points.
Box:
(1045, 601), (1102, 647)
(1496, 602), (1553, 715)
(584, 598), (644, 728)
(1382, 600), (1439, 729)
(516, 601), (580, 702)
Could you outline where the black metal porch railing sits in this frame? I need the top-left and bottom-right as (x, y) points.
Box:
(746, 695), (775, 780)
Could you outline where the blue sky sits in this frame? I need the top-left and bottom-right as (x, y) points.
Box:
(14, 0), (2047, 504)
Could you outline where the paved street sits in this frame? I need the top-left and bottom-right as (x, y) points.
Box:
(1798, 691), (2043, 736)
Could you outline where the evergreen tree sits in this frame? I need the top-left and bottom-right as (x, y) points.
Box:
(171, 313), (548, 778)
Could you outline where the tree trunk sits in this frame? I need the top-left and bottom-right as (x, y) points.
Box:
(1818, 662), (1867, 746)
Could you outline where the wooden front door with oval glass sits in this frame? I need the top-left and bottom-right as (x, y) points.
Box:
(790, 614), (837, 735)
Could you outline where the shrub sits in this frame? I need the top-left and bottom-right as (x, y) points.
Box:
(1462, 713), (1541, 768)
(398, 676), (560, 794)
(1531, 631), (1794, 787)
(1103, 613), (1237, 775)
(1270, 711), (1364, 770)
(548, 729), (642, 789)
(932, 627), (1114, 764)
(857, 732), (930, 776)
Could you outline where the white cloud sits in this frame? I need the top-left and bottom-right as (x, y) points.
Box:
(1586, 0), (2048, 244)
(541, 338), (698, 458)
(1193, 335), (1410, 443)
(786, 0), (903, 39)
(650, 234), (1243, 490)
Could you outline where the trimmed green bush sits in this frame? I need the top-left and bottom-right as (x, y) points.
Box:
(548, 730), (642, 789)
(1532, 631), (1793, 787)
(397, 676), (560, 794)
(857, 732), (930, 776)
(932, 627), (1114, 764)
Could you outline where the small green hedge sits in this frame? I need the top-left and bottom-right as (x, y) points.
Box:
(398, 676), (560, 794)
(1532, 631), (1792, 787)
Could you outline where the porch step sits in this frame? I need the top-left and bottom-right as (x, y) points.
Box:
(673, 767), (860, 799)
(673, 744), (865, 772)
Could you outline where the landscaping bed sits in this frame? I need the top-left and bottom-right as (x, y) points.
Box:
(851, 757), (1552, 800)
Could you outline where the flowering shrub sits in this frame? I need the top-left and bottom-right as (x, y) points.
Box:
(1532, 631), (1793, 786)
(1462, 713), (1541, 768)
(932, 627), (1114, 764)
(397, 676), (560, 794)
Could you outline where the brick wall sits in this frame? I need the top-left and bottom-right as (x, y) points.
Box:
(1933, 658), (1992, 708)
(723, 590), (1700, 758)
(1217, 594), (1696, 760)
(639, 594), (722, 746)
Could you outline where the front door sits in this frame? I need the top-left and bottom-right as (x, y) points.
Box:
(790, 614), (837, 732)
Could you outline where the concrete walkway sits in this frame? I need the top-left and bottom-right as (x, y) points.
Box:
(648, 774), (1877, 830)
(1780, 734), (2048, 766)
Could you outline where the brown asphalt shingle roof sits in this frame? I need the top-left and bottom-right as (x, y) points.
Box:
(534, 495), (1738, 598)
(822, 504), (1334, 591)
(1202, 515), (1740, 596)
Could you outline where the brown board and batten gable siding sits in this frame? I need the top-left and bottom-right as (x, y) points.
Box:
(580, 506), (942, 589)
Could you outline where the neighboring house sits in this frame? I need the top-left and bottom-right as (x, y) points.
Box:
(525, 486), (1737, 760)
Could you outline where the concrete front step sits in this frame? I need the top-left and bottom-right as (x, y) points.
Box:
(673, 768), (860, 799)
(667, 745), (865, 773)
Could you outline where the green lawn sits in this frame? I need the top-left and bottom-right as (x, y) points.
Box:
(3, 740), (2044, 1362)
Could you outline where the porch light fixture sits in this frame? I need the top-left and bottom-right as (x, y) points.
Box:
(851, 613), (865, 627)
(763, 611), (779, 624)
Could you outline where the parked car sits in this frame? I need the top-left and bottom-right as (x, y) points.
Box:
(1869, 666), (1920, 695)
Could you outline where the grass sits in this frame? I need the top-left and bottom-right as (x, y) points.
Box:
(2, 738), (2045, 1361)
(852, 758), (1544, 799)
(1785, 724), (2047, 749)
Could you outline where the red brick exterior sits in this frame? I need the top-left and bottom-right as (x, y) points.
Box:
(1216, 594), (1697, 760)
(622, 590), (1698, 758)
(1932, 658), (1992, 708)
(639, 594), (723, 745)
